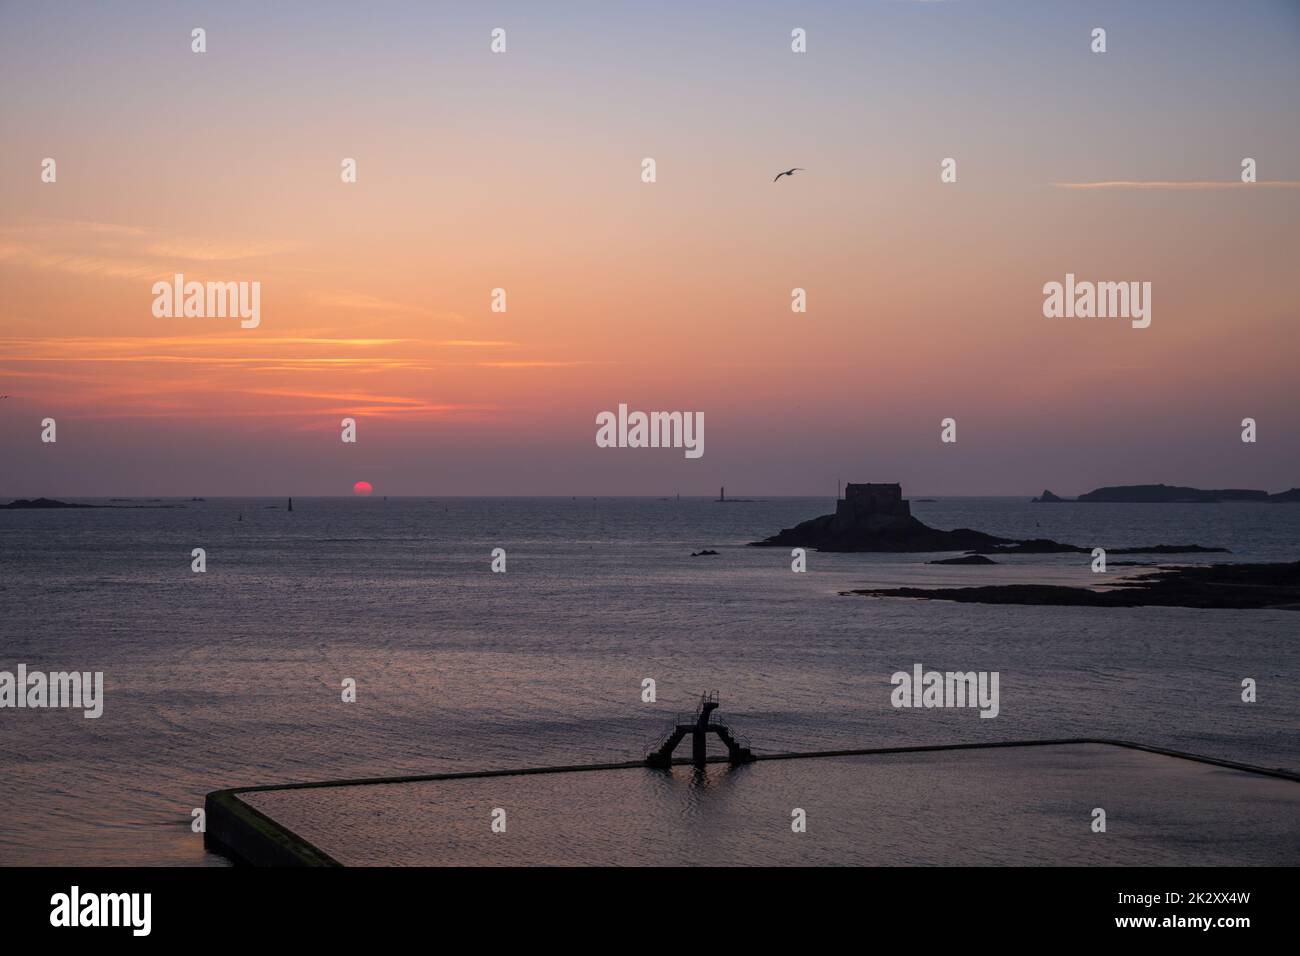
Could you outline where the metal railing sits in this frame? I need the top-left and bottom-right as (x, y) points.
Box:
(643, 693), (751, 758)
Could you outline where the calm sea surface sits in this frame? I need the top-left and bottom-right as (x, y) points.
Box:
(1, 496), (1297, 865)
(241, 744), (1300, 866)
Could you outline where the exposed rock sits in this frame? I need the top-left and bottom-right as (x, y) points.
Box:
(929, 554), (998, 565)
(1031, 490), (1066, 502)
(752, 483), (1227, 555)
(970, 540), (1226, 556)
(752, 483), (1012, 553)
(847, 561), (1300, 610)
(691, 549), (719, 557)
(1109, 544), (1227, 555)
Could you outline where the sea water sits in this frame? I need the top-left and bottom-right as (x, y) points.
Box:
(0, 496), (1296, 865)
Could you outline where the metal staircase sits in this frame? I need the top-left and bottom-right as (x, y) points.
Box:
(645, 691), (755, 768)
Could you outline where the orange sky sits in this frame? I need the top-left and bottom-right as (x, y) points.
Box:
(2, 1), (1298, 495)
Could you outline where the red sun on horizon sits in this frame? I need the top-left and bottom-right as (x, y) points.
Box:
(352, 481), (373, 496)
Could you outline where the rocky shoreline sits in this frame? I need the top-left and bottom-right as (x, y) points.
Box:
(847, 561), (1300, 610)
(751, 483), (1226, 555)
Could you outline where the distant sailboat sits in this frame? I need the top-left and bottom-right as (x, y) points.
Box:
(288, 497), (293, 512)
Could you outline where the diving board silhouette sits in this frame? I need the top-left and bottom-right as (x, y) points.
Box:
(646, 692), (756, 768)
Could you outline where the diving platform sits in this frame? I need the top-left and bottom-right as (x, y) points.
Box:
(645, 692), (755, 768)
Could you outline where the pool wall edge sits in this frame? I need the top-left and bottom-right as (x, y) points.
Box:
(205, 789), (341, 866)
(204, 737), (1300, 866)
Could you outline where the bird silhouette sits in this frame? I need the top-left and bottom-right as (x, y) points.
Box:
(773, 167), (805, 182)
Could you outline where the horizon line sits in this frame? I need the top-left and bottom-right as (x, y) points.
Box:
(3, 490), (1294, 501)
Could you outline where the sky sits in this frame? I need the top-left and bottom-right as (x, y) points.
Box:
(1, 0), (1298, 496)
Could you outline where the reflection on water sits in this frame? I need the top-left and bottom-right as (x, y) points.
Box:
(241, 745), (1300, 866)
(1, 497), (1297, 865)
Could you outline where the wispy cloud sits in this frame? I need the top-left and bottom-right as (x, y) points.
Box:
(311, 291), (467, 324)
(1053, 181), (1300, 190)
(0, 240), (161, 280)
(0, 333), (584, 420)
(477, 360), (589, 369)
(0, 220), (298, 281)
(142, 239), (298, 261)
(240, 385), (498, 411)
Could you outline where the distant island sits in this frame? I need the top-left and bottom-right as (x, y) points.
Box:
(1032, 484), (1300, 503)
(1, 497), (97, 509)
(752, 483), (1225, 554)
(0, 497), (179, 510)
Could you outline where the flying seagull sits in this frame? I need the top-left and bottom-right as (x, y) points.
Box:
(773, 167), (805, 182)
